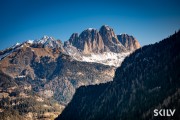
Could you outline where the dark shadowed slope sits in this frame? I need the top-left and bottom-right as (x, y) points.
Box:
(57, 30), (180, 120)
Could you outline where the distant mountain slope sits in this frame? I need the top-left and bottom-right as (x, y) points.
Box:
(57, 31), (180, 120)
(0, 46), (114, 119)
(0, 70), (64, 120)
(0, 30), (114, 119)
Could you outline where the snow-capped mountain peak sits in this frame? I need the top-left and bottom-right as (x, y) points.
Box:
(11, 42), (21, 49)
(87, 28), (96, 31)
(34, 35), (55, 44)
(26, 40), (34, 44)
(24, 35), (63, 48)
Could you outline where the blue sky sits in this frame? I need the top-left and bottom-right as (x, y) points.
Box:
(0, 0), (180, 50)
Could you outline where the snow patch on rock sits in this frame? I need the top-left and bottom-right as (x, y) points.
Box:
(81, 52), (130, 67)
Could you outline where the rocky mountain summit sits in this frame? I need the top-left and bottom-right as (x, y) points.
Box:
(65, 25), (140, 66)
(67, 25), (140, 54)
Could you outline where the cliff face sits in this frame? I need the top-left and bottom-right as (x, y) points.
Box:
(70, 29), (105, 54)
(68, 25), (139, 55)
(57, 31), (180, 120)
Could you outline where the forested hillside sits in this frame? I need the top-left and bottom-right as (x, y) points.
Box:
(57, 31), (180, 120)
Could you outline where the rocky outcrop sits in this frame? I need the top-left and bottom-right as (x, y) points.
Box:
(80, 29), (105, 54)
(117, 34), (141, 51)
(67, 25), (138, 55)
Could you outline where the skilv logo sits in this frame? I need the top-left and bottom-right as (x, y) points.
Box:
(154, 109), (176, 116)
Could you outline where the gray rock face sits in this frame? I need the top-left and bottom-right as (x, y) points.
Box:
(79, 29), (105, 54)
(117, 34), (141, 51)
(67, 25), (139, 55)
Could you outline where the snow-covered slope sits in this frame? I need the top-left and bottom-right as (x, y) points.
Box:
(64, 43), (130, 67)
(81, 52), (130, 67)
(0, 43), (22, 60)
(0, 35), (61, 61)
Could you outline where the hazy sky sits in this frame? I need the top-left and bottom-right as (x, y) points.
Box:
(0, 0), (180, 50)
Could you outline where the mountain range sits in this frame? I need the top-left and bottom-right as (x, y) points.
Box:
(0, 25), (140, 119)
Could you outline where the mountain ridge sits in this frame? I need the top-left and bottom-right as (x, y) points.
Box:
(0, 25), (140, 67)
